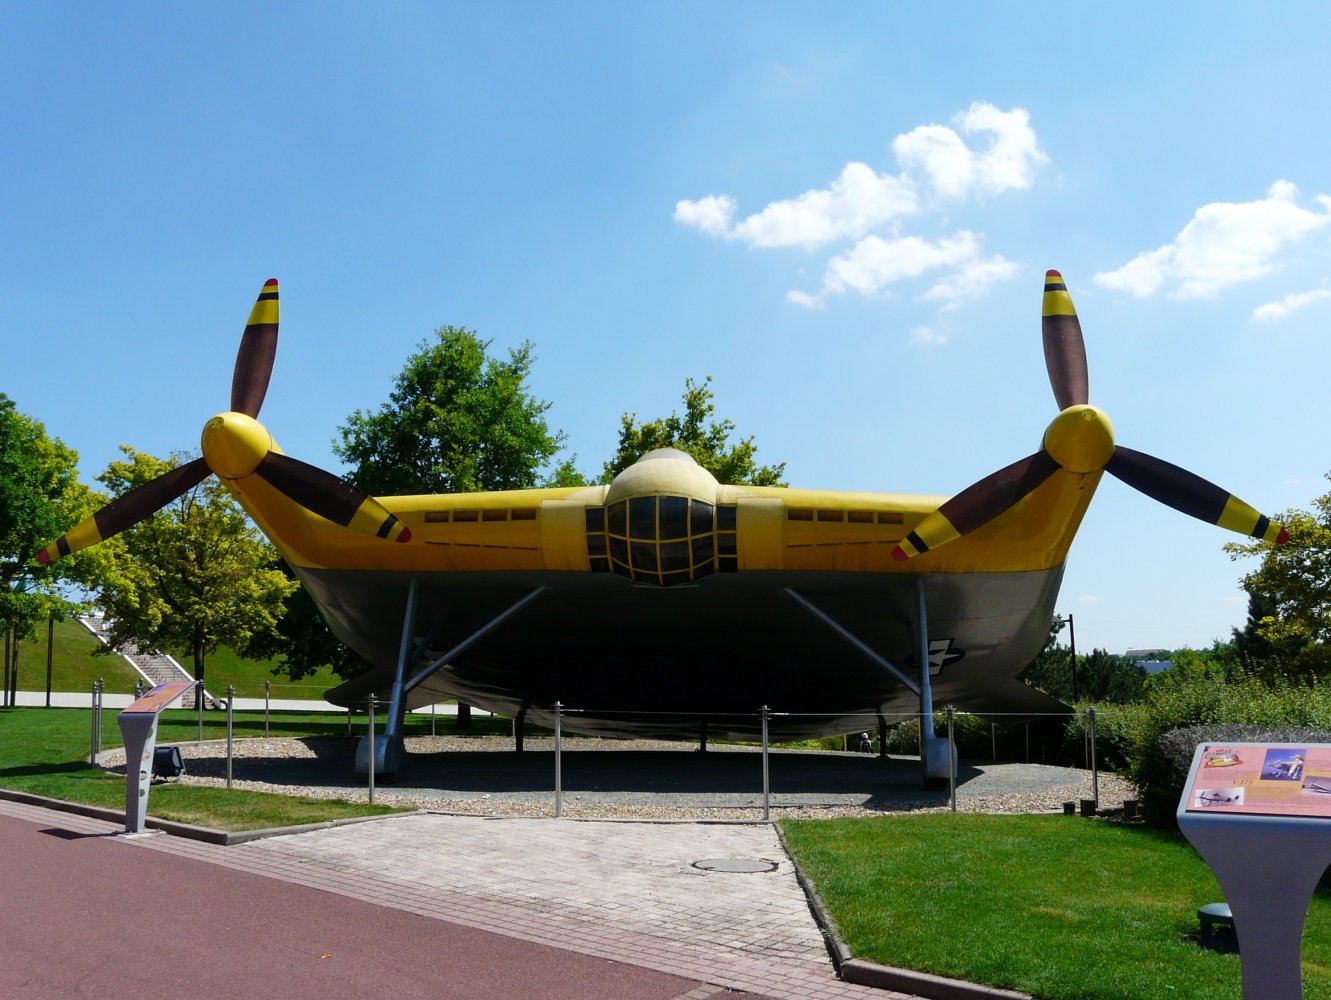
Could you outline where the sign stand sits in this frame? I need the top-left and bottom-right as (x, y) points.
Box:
(1178, 742), (1331, 1000)
(116, 681), (195, 834)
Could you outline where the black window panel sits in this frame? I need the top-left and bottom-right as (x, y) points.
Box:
(607, 501), (627, 536)
(692, 559), (714, 579)
(717, 533), (737, 556)
(631, 541), (659, 572)
(629, 497), (657, 540)
(585, 507), (605, 532)
(609, 537), (629, 567)
(586, 534), (606, 557)
(717, 506), (737, 531)
(658, 496), (690, 540)
(690, 500), (714, 536)
(718, 555), (738, 573)
(660, 569), (693, 587)
(691, 535), (714, 564)
(612, 562), (633, 580)
(589, 556), (610, 573)
(659, 540), (690, 573)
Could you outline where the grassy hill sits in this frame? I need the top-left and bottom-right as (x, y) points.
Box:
(6, 617), (345, 700)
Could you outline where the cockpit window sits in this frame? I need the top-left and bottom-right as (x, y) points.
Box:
(585, 496), (734, 585)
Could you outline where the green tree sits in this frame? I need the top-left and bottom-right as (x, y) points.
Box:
(335, 326), (565, 495)
(602, 376), (786, 486)
(242, 560), (368, 681)
(91, 447), (296, 689)
(0, 395), (97, 687)
(1226, 479), (1331, 643)
(1226, 473), (1331, 674)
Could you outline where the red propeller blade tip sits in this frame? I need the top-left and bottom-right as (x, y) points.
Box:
(264, 278), (278, 287)
(1277, 527), (1290, 545)
(397, 526), (413, 543)
(890, 545), (908, 561)
(35, 550), (51, 565)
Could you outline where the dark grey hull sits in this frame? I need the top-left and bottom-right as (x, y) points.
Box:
(314, 566), (1069, 741)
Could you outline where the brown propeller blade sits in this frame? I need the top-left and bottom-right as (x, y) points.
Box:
(255, 452), (411, 542)
(1105, 446), (1289, 543)
(893, 451), (1059, 560)
(36, 457), (211, 563)
(230, 278), (279, 418)
(1041, 269), (1089, 411)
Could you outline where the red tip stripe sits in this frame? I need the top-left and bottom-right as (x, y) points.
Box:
(890, 545), (908, 561)
(1046, 269), (1062, 278)
(264, 278), (278, 287)
(397, 526), (413, 543)
(1277, 528), (1290, 545)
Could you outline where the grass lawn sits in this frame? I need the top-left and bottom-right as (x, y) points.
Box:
(0, 705), (465, 831)
(6, 615), (350, 699)
(782, 813), (1331, 1000)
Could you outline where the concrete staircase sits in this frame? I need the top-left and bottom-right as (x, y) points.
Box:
(78, 615), (222, 709)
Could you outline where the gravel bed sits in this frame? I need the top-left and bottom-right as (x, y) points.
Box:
(100, 735), (1137, 822)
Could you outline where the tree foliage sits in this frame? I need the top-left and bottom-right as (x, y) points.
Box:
(1021, 619), (1147, 705)
(335, 327), (565, 495)
(601, 376), (786, 486)
(0, 394), (97, 641)
(1226, 474), (1331, 648)
(91, 448), (296, 685)
(242, 560), (368, 682)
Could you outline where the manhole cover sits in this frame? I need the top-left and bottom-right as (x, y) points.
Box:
(691, 857), (778, 873)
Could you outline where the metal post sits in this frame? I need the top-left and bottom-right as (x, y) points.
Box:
(88, 680), (99, 762)
(348, 706), (353, 735)
(947, 706), (957, 812)
(1087, 706), (1099, 809)
(991, 722), (997, 763)
(761, 705), (771, 822)
(2, 627), (10, 708)
(431, 700), (436, 737)
(554, 701), (563, 818)
(225, 685), (235, 789)
(1067, 613), (1079, 702)
(196, 678), (204, 741)
(367, 693), (376, 804)
(45, 615), (54, 708)
(264, 680), (270, 737)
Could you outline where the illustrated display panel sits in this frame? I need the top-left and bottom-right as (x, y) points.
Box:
(1185, 744), (1331, 818)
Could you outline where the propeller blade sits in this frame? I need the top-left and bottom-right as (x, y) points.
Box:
(255, 452), (412, 542)
(893, 451), (1059, 560)
(1105, 446), (1289, 543)
(35, 457), (211, 564)
(1042, 269), (1089, 410)
(230, 278), (280, 418)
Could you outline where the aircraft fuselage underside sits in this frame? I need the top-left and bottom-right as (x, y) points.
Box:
(311, 565), (1067, 741)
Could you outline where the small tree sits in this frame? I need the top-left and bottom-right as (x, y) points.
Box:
(602, 376), (786, 486)
(91, 447), (296, 690)
(335, 326), (565, 495)
(0, 394), (97, 692)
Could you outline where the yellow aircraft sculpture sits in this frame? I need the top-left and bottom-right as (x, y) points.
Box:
(37, 271), (1287, 777)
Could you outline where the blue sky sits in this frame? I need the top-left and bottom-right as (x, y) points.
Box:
(4, 3), (1329, 655)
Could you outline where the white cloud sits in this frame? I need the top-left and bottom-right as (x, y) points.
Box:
(1077, 594), (1101, 605)
(822, 231), (983, 298)
(672, 194), (736, 236)
(1095, 181), (1331, 299)
(893, 102), (1047, 199)
(921, 255), (1020, 307)
(1252, 288), (1331, 323)
(676, 162), (917, 249)
(910, 324), (947, 346)
(673, 102), (1043, 323)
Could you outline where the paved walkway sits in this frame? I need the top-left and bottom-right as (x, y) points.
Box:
(0, 798), (909, 1000)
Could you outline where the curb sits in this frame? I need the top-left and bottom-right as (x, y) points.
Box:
(774, 823), (1032, 1000)
(0, 787), (417, 845)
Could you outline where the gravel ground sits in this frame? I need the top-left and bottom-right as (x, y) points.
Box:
(102, 735), (1137, 822)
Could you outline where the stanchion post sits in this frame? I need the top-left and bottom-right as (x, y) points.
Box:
(947, 706), (957, 812)
(1087, 706), (1099, 809)
(367, 693), (376, 804)
(264, 680), (270, 737)
(225, 685), (235, 789)
(761, 705), (771, 822)
(196, 678), (204, 741)
(88, 680), (101, 763)
(554, 701), (563, 818)
(431, 700), (436, 736)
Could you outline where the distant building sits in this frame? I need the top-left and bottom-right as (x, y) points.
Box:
(1125, 648), (1172, 674)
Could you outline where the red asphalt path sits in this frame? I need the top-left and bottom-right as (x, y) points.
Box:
(0, 809), (732, 1000)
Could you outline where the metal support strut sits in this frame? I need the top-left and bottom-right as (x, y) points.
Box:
(356, 582), (546, 775)
(917, 578), (952, 784)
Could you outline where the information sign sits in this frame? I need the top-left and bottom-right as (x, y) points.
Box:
(1185, 743), (1331, 819)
